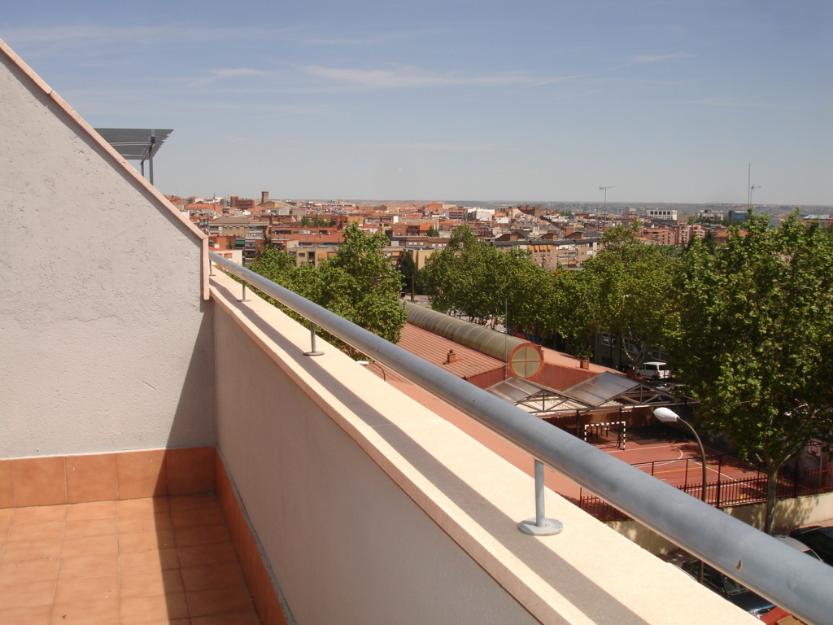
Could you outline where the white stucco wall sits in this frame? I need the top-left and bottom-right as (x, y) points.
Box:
(0, 51), (215, 456)
(213, 304), (539, 625)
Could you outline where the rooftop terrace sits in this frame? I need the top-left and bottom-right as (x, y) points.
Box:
(1, 37), (832, 625)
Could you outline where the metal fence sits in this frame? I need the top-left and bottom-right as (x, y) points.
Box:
(580, 463), (833, 522)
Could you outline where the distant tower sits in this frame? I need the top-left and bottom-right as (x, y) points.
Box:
(261, 191), (270, 205)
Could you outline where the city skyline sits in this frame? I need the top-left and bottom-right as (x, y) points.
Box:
(4, 0), (832, 204)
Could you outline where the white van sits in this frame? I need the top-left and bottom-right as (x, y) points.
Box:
(638, 361), (672, 380)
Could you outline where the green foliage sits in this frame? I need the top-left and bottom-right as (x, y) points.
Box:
(670, 213), (833, 531)
(548, 225), (677, 363)
(249, 225), (406, 346)
(421, 226), (552, 333)
(319, 223), (406, 343)
(426, 225), (440, 237)
(398, 250), (420, 296)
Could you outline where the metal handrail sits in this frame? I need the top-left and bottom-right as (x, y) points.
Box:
(210, 252), (833, 625)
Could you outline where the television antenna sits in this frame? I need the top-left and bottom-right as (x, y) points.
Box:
(598, 185), (615, 222)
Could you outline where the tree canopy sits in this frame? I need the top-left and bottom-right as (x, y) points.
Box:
(250, 223), (406, 344)
(670, 214), (833, 532)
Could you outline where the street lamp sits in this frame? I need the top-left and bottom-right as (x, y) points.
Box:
(654, 406), (707, 583)
(653, 407), (707, 503)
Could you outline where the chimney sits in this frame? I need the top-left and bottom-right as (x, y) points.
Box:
(445, 350), (460, 365)
(261, 191), (269, 204)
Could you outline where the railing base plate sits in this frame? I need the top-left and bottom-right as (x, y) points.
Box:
(518, 518), (563, 536)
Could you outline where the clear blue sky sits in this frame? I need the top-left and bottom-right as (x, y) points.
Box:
(4, 1), (832, 205)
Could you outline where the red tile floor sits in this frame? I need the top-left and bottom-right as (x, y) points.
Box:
(0, 494), (261, 625)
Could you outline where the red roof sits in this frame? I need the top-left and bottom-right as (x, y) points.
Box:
(397, 323), (504, 380)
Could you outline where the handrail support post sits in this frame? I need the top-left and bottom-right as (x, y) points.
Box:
(305, 324), (324, 357)
(518, 460), (563, 536)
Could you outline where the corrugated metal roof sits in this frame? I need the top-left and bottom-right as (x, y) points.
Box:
(405, 303), (526, 362)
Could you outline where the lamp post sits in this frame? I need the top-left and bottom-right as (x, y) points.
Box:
(654, 406), (707, 583)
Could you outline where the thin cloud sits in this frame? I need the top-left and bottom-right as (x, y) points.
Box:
(630, 52), (695, 64)
(4, 24), (296, 48)
(684, 97), (761, 108)
(304, 65), (567, 88)
(210, 68), (265, 79)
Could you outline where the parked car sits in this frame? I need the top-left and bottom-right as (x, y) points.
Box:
(789, 526), (833, 566)
(679, 559), (776, 619)
(637, 361), (672, 380)
(773, 534), (823, 561)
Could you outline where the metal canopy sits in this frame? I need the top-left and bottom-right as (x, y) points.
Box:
(562, 372), (681, 408)
(563, 372), (640, 407)
(488, 378), (576, 416)
(489, 372), (685, 418)
(95, 128), (172, 184)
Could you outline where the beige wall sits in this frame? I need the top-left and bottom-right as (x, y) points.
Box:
(610, 491), (833, 556)
(0, 52), (215, 457)
(213, 306), (539, 625)
(210, 269), (758, 625)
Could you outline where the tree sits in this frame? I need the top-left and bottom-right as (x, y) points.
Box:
(421, 226), (501, 324)
(426, 226), (440, 237)
(249, 224), (406, 347)
(398, 250), (419, 301)
(555, 225), (677, 366)
(421, 226), (565, 339)
(670, 214), (833, 533)
(249, 247), (296, 283)
(318, 223), (406, 343)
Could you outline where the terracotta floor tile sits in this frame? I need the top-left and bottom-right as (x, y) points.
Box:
(118, 498), (170, 518)
(58, 553), (119, 580)
(64, 517), (117, 539)
(176, 542), (237, 568)
(12, 505), (67, 525)
(65, 501), (117, 522)
(119, 547), (180, 573)
(0, 605), (51, 625)
(171, 505), (225, 529)
(120, 569), (184, 598)
(2, 537), (62, 562)
(61, 534), (118, 558)
(0, 578), (57, 608)
(54, 574), (118, 604)
(181, 562), (245, 592)
(119, 529), (176, 553)
(51, 596), (120, 624)
(6, 520), (64, 543)
(118, 511), (173, 534)
(0, 493), (260, 625)
(191, 612), (260, 625)
(120, 592), (189, 624)
(169, 494), (219, 514)
(175, 525), (230, 548)
(0, 558), (60, 584)
(186, 585), (253, 618)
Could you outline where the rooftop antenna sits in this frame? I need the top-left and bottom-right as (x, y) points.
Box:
(747, 163), (761, 211)
(598, 185), (615, 223)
